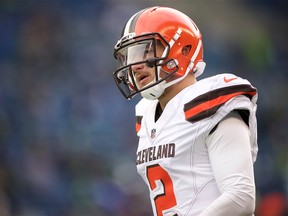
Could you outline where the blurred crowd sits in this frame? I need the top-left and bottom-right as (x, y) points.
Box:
(0, 0), (287, 215)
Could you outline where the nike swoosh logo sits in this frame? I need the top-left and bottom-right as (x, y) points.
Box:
(224, 76), (237, 83)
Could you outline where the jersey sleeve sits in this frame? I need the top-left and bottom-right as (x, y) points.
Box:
(199, 112), (256, 216)
(183, 73), (258, 161)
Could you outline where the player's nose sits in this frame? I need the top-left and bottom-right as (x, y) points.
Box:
(131, 62), (145, 73)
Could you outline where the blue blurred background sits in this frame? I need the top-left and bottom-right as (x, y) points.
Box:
(0, 0), (287, 215)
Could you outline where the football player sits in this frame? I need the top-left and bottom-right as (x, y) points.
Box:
(113, 6), (258, 216)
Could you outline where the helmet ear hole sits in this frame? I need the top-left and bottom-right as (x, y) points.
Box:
(182, 45), (192, 56)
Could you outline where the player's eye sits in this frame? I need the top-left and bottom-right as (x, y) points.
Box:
(144, 48), (154, 59)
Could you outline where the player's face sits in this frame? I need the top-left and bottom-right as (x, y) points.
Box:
(130, 41), (165, 89)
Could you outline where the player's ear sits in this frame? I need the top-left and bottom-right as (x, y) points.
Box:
(182, 45), (192, 56)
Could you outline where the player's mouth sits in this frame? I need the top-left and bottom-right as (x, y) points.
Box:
(137, 73), (151, 87)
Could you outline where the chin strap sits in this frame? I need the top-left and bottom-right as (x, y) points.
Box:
(141, 80), (166, 100)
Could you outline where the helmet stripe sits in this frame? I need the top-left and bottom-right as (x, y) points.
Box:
(123, 8), (146, 36)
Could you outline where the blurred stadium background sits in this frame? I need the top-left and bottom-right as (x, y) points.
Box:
(0, 0), (287, 215)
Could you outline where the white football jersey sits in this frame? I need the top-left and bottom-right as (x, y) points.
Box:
(135, 73), (258, 216)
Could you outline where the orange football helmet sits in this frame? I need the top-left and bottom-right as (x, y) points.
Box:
(113, 6), (206, 100)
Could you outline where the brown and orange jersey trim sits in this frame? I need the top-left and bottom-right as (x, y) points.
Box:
(184, 84), (257, 123)
(136, 116), (143, 133)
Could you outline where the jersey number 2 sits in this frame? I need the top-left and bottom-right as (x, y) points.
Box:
(147, 164), (177, 216)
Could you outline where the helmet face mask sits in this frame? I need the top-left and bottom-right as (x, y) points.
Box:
(113, 6), (206, 100)
(113, 32), (179, 100)
(114, 33), (167, 75)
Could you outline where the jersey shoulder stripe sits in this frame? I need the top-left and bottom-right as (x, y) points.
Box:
(184, 84), (257, 123)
